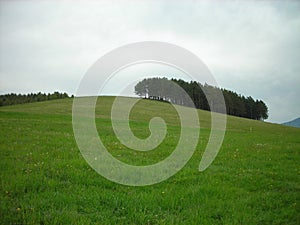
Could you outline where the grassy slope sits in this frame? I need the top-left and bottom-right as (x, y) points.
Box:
(0, 97), (299, 225)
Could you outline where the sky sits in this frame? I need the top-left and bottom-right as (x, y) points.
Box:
(0, 0), (299, 123)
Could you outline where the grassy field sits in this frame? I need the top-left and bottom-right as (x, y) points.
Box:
(0, 97), (299, 224)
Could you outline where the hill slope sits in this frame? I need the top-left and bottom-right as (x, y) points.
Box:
(0, 97), (299, 224)
(282, 117), (300, 128)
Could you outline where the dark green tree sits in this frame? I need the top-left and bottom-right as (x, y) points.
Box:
(134, 77), (268, 120)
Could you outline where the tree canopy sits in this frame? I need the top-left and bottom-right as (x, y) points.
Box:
(0, 92), (72, 107)
(135, 77), (268, 120)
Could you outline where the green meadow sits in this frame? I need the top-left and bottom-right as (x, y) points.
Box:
(0, 97), (299, 224)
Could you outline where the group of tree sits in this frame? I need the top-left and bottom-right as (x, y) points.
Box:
(135, 77), (268, 120)
(0, 91), (72, 107)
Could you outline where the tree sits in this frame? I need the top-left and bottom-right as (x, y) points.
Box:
(134, 77), (268, 120)
(0, 92), (70, 107)
(134, 79), (148, 98)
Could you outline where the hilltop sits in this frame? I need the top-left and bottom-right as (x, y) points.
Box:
(282, 117), (300, 128)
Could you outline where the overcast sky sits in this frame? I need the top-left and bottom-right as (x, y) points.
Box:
(0, 0), (299, 123)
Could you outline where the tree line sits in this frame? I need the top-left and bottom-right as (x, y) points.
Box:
(0, 92), (72, 107)
(135, 77), (268, 120)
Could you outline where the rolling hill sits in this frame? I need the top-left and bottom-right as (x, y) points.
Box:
(282, 117), (300, 128)
(0, 97), (299, 224)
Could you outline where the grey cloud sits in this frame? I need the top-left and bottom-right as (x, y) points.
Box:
(0, 0), (299, 123)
